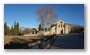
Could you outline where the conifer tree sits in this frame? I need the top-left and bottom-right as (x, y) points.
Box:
(38, 23), (43, 31)
(4, 22), (7, 35)
(13, 21), (17, 35)
(17, 22), (19, 35)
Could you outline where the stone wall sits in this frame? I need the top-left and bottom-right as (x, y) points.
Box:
(44, 31), (51, 35)
(23, 34), (39, 36)
(51, 26), (56, 34)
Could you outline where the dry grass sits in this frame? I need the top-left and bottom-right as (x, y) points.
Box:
(4, 35), (43, 45)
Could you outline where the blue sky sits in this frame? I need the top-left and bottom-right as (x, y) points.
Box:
(4, 4), (84, 28)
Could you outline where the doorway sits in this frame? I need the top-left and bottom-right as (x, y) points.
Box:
(61, 29), (63, 34)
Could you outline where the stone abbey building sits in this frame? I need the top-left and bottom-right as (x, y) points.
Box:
(50, 20), (72, 34)
(23, 20), (72, 36)
(31, 20), (72, 35)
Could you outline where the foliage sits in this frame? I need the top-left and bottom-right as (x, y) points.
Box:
(38, 23), (43, 31)
(4, 22), (7, 35)
(13, 21), (19, 35)
(4, 22), (11, 35)
(4, 21), (20, 35)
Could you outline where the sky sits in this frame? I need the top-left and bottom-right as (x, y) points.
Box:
(4, 4), (84, 28)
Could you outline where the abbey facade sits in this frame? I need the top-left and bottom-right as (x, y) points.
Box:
(31, 20), (72, 35)
(50, 20), (72, 34)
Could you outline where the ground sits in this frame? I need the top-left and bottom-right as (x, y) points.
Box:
(4, 35), (43, 45)
(51, 33), (84, 49)
(4, 33), (84, 49)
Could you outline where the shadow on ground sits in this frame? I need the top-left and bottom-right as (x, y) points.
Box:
(4, 38), (39, 49)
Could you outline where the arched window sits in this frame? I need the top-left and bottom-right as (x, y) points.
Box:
(60, 21), (63, 28)
(59, 25), (60, 28)
(61, 24), (62, 27)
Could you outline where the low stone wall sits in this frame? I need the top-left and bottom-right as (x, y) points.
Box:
(23, 34), (39, 36)
(44, 31), (51, 35)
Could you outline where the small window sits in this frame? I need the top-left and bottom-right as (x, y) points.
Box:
(61, 21), (62, 23)
(61, 24), (62, 27)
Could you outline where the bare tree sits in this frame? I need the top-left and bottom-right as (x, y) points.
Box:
(22, 28), (32, 34)
(71, 24), (84, 33)
(36, 6), (58, 31)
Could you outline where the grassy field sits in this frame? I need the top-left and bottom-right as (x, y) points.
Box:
(4, 35), (43, 45)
